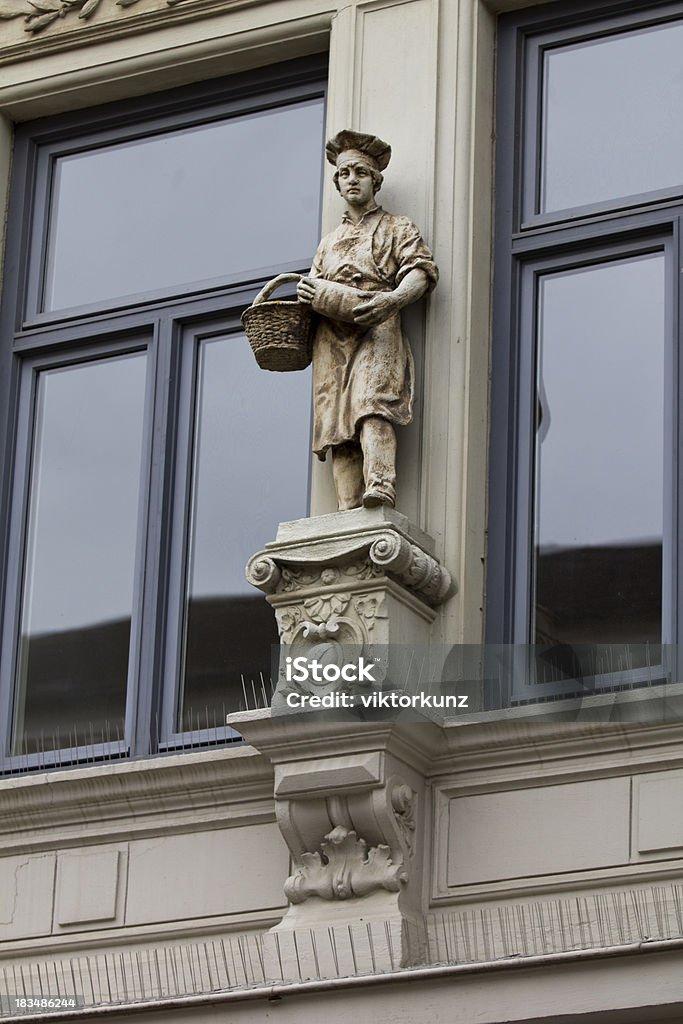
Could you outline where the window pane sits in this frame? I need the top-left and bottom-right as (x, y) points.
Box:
(533, 254), (665, 652)
(179, 334), (310, 729)
(44, 98), (325, 312)
(12, 352), (147, 755)
(540, 22), (683, 214)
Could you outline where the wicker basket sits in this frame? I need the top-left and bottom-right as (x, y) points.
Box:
(242, 273), (314, 372)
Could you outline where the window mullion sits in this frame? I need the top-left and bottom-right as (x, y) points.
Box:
(127, 315), (181, 759)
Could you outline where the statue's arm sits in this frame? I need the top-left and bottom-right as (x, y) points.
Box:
(298, 276), (369, 322)
(352, 268), (429, 328)
(297, 237), (368, 321)
(353, 218), (437, 327)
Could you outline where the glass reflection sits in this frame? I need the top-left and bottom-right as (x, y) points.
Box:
(541, 21), (683, 213)
(44, 98), (325, 312)
(12, 353), (147, 755)
(533, 255), (665, 659)
(179, 334), (311, 729)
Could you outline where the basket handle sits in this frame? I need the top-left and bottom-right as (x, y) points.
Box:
(252, 273), (303, 306)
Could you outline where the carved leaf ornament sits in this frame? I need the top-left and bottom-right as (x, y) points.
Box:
(0, 0), (182, 34)
(284, 826), (408, 904)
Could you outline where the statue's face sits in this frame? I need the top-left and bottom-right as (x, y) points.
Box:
(336, 158), (375, 206)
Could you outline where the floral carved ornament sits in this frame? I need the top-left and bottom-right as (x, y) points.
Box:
(0, 0), (184, 34)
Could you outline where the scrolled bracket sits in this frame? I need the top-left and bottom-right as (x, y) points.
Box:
(369, 531), (454, 606)
(276, 771), (418, 905)
(245, 554), (281, 594)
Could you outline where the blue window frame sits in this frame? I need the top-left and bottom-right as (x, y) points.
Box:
(488, 1), (683, 704)
(0, 57), (327, 771)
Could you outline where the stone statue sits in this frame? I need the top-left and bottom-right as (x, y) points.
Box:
(297, 130), (438, 511)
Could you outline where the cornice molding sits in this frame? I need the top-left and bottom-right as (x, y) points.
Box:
(229, 707), (683, 780)
(0, 746), (274, 852)
(0, 1), (333, 77)
(432, 717), (683, 775)
(2, 0), (147, 35)
(228, 708), (444, 776)
(2, 712), (681, 857)
(0, 0), (261, 34)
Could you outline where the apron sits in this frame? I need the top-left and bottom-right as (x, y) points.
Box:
(311, 214), (415, 458)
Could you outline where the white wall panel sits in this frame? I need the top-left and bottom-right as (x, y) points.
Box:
(354, 0), (437, 233)
(55, 849), (123, 927)
(447, 778), (631, 886)
(0, 853), (55, 941)
(125, 824), (288, 925)
(634, 770), (683, 856)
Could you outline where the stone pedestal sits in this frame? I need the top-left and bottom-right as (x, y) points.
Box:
(246, 507), (455, 709)
(236, 509), (453, 980)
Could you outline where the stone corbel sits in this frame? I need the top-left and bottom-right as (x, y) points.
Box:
(230, 710), (442, 975)
(274, 749), (419, 909)
(229, 711), (438, 913)
(276, 766), (418, 903)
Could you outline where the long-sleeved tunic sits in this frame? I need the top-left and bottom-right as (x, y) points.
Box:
(308, 205), (438, 459)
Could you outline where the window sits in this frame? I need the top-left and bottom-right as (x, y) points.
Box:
(488, 2), (683, 701)
(0, 57), (326, 770)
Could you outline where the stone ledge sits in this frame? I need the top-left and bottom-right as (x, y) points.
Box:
(432, 713), (683, 771)
(247, 507), (454, 611)
(0, 745), (274, 850)
(273, 506), (435, 553)
(228, 707), (443, 773)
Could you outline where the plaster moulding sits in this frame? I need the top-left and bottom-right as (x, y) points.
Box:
(0, 745), (274, 854)
(0, 0), (253, 34)
(0, 0), (327, 73)
(1, 0), (148, 35)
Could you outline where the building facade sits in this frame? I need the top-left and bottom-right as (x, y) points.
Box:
(1, 1), (683, 1022)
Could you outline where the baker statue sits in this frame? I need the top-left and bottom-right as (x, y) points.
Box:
(297, 130), (438, 511)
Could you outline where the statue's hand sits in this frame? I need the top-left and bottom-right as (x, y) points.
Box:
(353, 292), (399, 327)
(297, 276), (319, 305)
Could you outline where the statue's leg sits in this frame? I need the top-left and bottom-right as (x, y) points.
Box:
(331, 442), (365, 510)
(360, 417), (397, 508)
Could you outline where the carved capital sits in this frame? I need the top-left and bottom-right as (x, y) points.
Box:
(247, 510), (453, 709)
(246, 508), (455, 609)
(274, 588), (386, 654)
